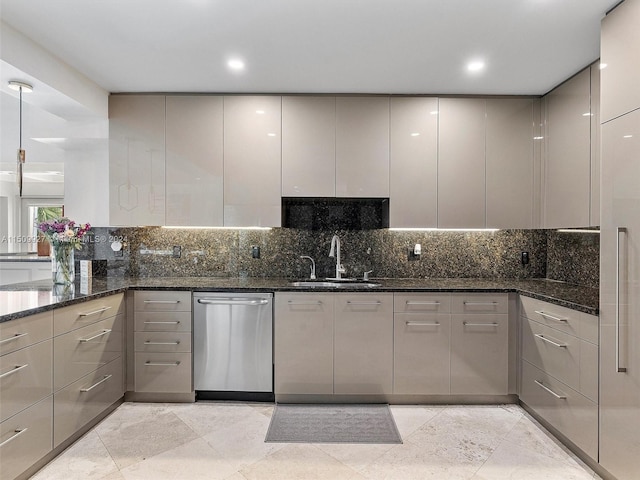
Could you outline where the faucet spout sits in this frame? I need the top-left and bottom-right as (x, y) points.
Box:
(329, 235), (346, 279)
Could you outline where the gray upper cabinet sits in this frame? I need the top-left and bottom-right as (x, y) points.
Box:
(486, 98), (535, 229)
(543, 68), (591, 228)
(223, 96), (282, 227)
(165, 96), (223, 226)
(336, 97), (390, 197)
(389, 97), (438, 228)
(590, 64), (601, 227)
(282, 96), (336, 197)
(109, 95), (166, 226)
(438, 98), (486, 228)
(601, 0), (640, 123)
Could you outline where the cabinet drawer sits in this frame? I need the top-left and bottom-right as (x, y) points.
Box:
(134, 352), (192, 393)
(54, 293), (124, 336)
(393, 313), (450, 394)
(134, 311), (192, 332)
(54, 314), (124, 391)
(394, 293), (450, 313)
(134, 291), (191, 312)
(451, 293), (508, 314)
(520, 360), (597, 460)
(0, 339), (52, 423)
(0, 396), (52, 480)
(521, 318), (580, 392)
(450, 313), (508, 394)
(519, 296), (582, 339)
(134, 332), (192, 353)
(54, 357), (123, 447)
(0, 311), (52, 356)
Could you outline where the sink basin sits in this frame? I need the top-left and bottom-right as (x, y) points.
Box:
(289, 281), (381, 288)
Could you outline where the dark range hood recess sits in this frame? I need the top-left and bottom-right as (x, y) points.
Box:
(282, 197), (389, 230)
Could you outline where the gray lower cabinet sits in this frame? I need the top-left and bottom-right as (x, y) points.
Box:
(274, 293), (334, 395)
(334, 294), (394, 395)
(132, 291), (193, 397)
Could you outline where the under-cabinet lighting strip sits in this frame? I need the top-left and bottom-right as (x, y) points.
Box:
(389, 228), (499, 232)
(556, 229), (600, 234)
(162, 226), (272, 230)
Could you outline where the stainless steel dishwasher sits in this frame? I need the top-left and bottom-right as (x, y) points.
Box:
(193, 292), (273, 401)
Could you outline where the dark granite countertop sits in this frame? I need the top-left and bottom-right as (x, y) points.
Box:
(0, 276), (599, 323)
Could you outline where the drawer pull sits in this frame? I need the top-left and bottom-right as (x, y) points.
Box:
(144, 300), (181, 304)
(406, 301), (441, 305)
(534, 334), (568, 348)
(0, 428), (28, 447)
(198, 298), (269, 306)
(616, 227), (628, 373)
(79, 329), (112, 342)
(463, 322), (499, 327)
(0, 333), (28, 344)
(287, 300), (323, 305)
(0, 364), (29, 379)
(406, 321), (440, 326)
(145, 361), (181, 366)
(534, 310), (568, 323)
(143, 321), (181, 325)
(463, 301), (498, 306)
(144, 340), (181, 345)
(346, 301), (382, 305)
(79, 306), (112, 317)
(80, 374), (113, 392)
(534, 380), (567, 400)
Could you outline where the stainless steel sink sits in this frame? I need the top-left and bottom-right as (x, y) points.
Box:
(289, 281), (381, 288)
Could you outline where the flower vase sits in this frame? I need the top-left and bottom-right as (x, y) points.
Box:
(51, 244), (75, 285)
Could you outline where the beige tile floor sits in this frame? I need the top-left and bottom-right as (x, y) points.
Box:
(30, 403), (601, 480)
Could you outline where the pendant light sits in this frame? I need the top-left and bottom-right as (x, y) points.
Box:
(8, 80), (33, 197)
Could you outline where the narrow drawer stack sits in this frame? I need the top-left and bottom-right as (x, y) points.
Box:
(0, 311), (53, 480)
(53, 293), (125, 447)
(133, 291), (192, 395)
(519, 295), (599, 460)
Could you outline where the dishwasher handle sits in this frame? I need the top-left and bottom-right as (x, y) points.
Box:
(197, 298), (269, 306)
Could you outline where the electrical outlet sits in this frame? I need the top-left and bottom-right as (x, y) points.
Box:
(521, 251), (529, 265)
(172, 246), (182, 258)
(252, 245), (261, 259)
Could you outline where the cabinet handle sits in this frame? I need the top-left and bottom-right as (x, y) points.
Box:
(145, 361), (181, 366)
(533, 310), (568, 323)
(287, 300), (323, 305)
(79, 306), (112, 317)
(80, 374), (113, 392)
(144, 340), (181, 345)
(534, 334), (568, 348)
(143, 321), (181, 325)
(463, 322), (498, 327)
(0, 332), (28, 344)
(346, 301), (382, 305)
(463, 301), (498, 306)
(197, 298), (269, 306)
(0, 428), (28, 447)
(405, 321), (440, 326)
(79, 329), (112, 343)
(144, 300), (181, 304)
(534, 380), (567, 400)
(405, 301), (440, 305)
(0, 364), (29, 379)
(616, 226), (628, 373)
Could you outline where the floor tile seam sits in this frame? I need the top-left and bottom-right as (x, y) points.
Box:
(93, 429), (123, 478)
(314, 442), (397, 472)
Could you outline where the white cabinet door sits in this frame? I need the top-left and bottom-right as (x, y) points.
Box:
(109, 95), (166, 226)
(336, 97), (390, 197)
(389, 97), (438, 227)
(165, 96), (223, 226)
(543, 68), (591, 228)
(223, 96), (282, 227)
(600, 0), (640, 123)
(438, 98), (486, 228)
(485, 98), (535, 229)
(282, 96), (336, 197)
(600, 109), (640, 480)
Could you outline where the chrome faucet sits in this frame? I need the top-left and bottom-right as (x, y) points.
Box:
(329, 235), (346, 279)
(300, 255), (316, 279)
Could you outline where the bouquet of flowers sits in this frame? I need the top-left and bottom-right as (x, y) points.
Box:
(37, 217), (91, 249)
(37, 217), (91, 285)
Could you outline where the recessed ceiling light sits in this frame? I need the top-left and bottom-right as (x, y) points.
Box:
(410, 132), (420, 137)
(256, 110), (265, 115)
(467, 60), (485, 73)
(227, 59), (245, 71)
(430, 111), (439, 115)
(623, 135), (633, 138)
(599, 63), (608, 70)
(582, 112), (593, 116)
(267, 133), (277, 137)
(533, 136), (544, 140)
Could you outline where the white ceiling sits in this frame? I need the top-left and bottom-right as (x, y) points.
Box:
(0, 0), (620, 96)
